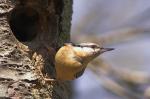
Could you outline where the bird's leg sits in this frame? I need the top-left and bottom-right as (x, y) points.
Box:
(43, 73), (56, 82)
(32, 52), (56, 83)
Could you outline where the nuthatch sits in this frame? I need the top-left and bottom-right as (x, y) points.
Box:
(54, 42), (114, 81)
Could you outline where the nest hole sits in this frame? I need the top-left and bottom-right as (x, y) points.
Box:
(9, 7), (40, 42)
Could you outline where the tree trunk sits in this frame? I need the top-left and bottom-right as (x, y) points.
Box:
(0, 0), (73, 99)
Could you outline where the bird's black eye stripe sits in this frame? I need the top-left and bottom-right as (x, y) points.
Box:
(75, 44), (100, 48)
(91, 45), (98, 48)
(70, 44), (83, 47)
(64, 43), (100, 48)
(75, 45), (82, 47)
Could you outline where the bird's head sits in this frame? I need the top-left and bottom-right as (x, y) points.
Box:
(65, 42), (114, 64)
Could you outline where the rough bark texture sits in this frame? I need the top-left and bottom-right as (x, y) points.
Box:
(0, 0), (73, 99)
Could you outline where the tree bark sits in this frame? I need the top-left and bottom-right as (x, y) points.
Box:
(0, 0), (73, 99)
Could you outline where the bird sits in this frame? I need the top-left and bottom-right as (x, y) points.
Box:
(53, 42), (114, 81)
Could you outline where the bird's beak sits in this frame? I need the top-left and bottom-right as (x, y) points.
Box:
(100, 47), (114, 53)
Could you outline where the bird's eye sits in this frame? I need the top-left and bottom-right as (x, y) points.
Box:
(91, 45), (99, 49)
(75, 44), (83, 48)
(91, 45), (96, 48)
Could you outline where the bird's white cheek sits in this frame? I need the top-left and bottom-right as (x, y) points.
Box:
(83, 47), (101, 55)
(73, 47), (100, 57)
(82, 47), (94, 53)
(94, 48), (101, 54)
